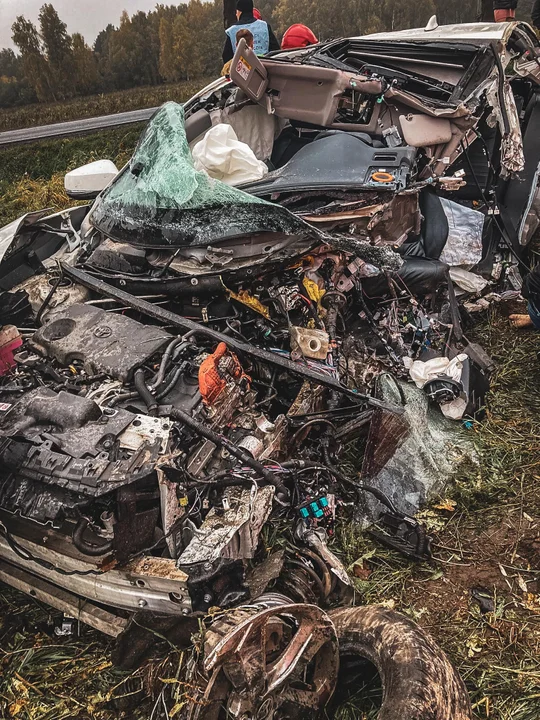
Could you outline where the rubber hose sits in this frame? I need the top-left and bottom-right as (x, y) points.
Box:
(168, 406), (288, 495)
(155, 365), (185, 400)
(72, 518), (113, 557)
(149, 338), (189, 390)
(134, 368), (159, 416)
(36, 267), (64, 326)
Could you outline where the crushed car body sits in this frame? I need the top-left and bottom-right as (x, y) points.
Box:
(0, 17), (538, 717)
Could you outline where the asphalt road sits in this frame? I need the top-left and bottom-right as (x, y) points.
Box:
(0, 107), (159, 147)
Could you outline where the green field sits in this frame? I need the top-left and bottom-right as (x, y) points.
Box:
(0, 80), (208, 133)
(0, 109), (539, 719)
(0, 128), (140, 227)
(0, 80), (215, 227)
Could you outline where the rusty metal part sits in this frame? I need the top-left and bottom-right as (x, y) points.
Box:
(367, 193), (421, 246)
(301, 192), (420, 248)
(302, 529), (352, 592)
(274, 538), (353, 607)
(0, 559), (128, 637)
(0, 530), (191, 615)
(245, 550), (286, 599)
(191, 601), (339, 719)
(179, 486), (275, 568)
(302, 202), (385, 224)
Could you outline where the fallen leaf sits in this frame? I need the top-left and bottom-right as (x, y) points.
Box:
(92, 661), (112, 673)
(8, 701), (25, 717)
(352, 562), (372, 580)
(171, 702), (187, 717)
(466, 636), (484, 657)
(10, 679), (28, 698)
(417, 509), (446, 532)
(434, 499), (457, 512)
(517, 574), (528, 593)
(525, 593), (540, 611)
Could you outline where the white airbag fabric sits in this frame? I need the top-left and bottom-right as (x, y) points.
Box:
(404, 353), (469, 420)
(192, 124), (268, 186)
(406, 354), (468, 389)
(449, 267), (488, 294)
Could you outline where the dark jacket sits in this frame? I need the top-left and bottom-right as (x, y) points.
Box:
(493, 0), (518, 9)
(222, 12), (279, 64)
(532, 0), (540, 27)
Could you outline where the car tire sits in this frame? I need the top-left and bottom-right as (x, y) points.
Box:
(328, 605), (472, 720)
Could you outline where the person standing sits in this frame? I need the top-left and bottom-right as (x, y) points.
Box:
(492, 0), (518, 22)
(222, 0), (280, 64)
(532, 0), (540, 29)
(510, 264), (540, 329)
(222, 29), (254, 76)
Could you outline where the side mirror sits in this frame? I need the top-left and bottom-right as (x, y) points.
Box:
(64, 160), (119, 200)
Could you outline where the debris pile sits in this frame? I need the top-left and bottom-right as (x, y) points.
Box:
(1, 19), (539, 717)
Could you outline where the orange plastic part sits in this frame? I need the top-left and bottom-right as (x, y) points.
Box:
(198, 342), (250, 405)
(371, 171), (394, 183)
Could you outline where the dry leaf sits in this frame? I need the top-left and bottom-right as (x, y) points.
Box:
(517, 574), (528, 593)
(434, 499), (457, 512)
(525, 593), (540, 611)
(170, 702), (187, 717)
(352, 562), (372, 580)
(10, 679), (28, 698)
(8, 701), (25, 717)
(92, 661), (112, 673)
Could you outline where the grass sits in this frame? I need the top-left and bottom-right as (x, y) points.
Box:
(0, 128), (140, 227)
(0, 80), (210, 133)
(0, 587), (130, 719)
(0, 80), (213, 227)
(334, 314), (540, 720)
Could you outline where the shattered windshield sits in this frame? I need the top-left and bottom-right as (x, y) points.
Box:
(90, 102), (311, 247)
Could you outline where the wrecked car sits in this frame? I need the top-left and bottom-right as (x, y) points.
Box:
(0, 17), (538, 718)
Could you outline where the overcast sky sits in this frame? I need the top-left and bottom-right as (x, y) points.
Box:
(0, 0), (180, 50)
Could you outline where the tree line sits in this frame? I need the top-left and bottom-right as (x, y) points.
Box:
(0, 0), (528, 109)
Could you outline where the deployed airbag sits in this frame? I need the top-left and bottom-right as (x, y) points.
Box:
(192, 124), (268, 186)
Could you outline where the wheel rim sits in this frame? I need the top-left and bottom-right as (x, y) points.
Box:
(193, 603), (339, 719)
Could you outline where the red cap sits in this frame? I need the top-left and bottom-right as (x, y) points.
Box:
(281, 24), (318, 50)
(253, 7), (262, 19)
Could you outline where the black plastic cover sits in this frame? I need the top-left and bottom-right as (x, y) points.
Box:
(31, 304), (172, 382)
(362, 257), (449, 297)
(244, 131), (417, 196)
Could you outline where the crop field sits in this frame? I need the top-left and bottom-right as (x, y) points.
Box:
(0, 81), (209, 133)
(0, 128), (140, 227)
(0, 126), (539, 719)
